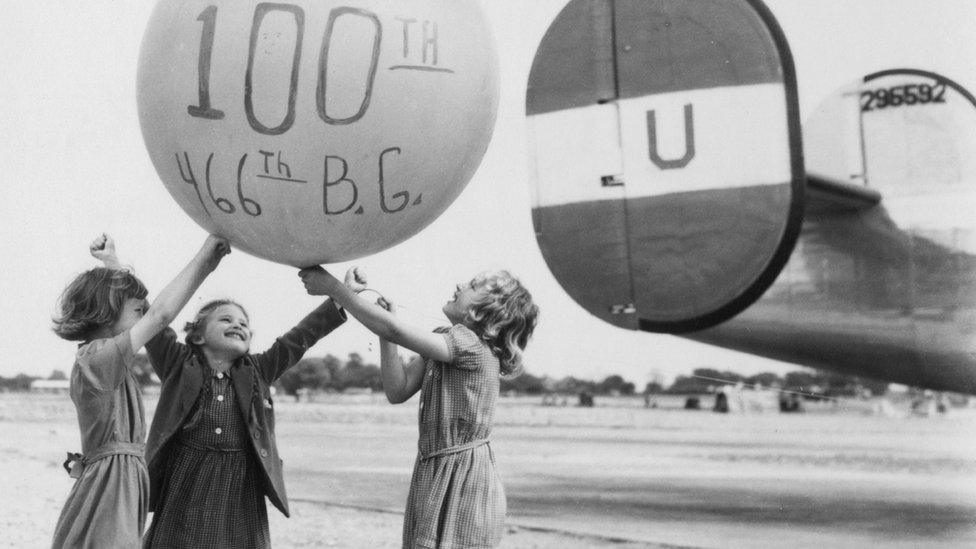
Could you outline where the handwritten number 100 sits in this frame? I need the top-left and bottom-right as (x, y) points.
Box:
(189, 3), (381, 134)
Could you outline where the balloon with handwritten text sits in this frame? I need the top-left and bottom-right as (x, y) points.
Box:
(137, 0), (499, 266)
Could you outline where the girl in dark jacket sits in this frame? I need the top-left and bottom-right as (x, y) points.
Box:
(141, 288), (347, 547)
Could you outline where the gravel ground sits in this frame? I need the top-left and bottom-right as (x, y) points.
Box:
(4, 392), (974, 548)
(0, 394), (672, 548)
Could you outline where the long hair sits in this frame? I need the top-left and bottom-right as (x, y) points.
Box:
(464, 271), (539, 376)
(52, 267), (148, 341)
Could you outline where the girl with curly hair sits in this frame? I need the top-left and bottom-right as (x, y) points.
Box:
(299, 266), (539, 548)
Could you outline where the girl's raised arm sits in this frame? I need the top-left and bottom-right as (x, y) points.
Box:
(129, 235), (229, 350)
(377, 300), (425, 403)
(299, 266), (451, 363)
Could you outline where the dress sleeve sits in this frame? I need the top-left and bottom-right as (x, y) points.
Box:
(441, 324), (485, 371)
(75, 331), (136, 393)
(251, 298), (347, 383)
(144, 327), (190, 381)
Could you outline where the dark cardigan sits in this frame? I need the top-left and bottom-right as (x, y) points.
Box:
(144, 299), (346, 517)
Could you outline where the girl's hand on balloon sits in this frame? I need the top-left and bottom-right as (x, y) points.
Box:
(344, 266), (368, 294)
(298, 266), (338, 296)
(202, 235), (231, 270)
(377, 296), (395, 314)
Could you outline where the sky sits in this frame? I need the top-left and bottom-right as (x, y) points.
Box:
(2, 0), (975, 385)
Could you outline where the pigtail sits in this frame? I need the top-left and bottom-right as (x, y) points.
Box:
(248, 359), (263, 435)
(180, 355), (212, 433)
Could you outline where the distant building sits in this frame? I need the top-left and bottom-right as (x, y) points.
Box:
(29, 379), (70, 393)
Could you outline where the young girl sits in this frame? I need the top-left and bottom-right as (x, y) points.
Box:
(139, 268), (351, 548)
(299, 266), (539, 548)
(51, 233), (230, 548)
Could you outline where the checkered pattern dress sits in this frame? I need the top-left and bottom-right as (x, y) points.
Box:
(143, 369), (269, 548)
(402, 325), (506, 549)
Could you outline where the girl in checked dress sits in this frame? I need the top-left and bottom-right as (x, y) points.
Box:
(140, 273), (349, 548)
(299, 266), (539, 548)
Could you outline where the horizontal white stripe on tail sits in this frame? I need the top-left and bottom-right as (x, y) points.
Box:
(529, 83), (793, 208)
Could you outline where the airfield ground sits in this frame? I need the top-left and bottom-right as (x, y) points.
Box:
(2, 392), (974, 548)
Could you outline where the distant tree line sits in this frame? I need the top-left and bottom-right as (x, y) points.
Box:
(499, 367), (889, 398)
(0, 356), (159, 391)
(498, 373), (637, 395)
(0, 373), (41, 392)
(275, 353), (382, 395)
(2, 359), (888, 399)
(0, 353), (383, 395)
(664, 368), (889, 398)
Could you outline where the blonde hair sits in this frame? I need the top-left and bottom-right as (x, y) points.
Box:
(52, 268), (148, 341)
(463, 271), (539, 376)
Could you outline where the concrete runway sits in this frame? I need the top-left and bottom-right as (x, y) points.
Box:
(277, 398), (976, 548)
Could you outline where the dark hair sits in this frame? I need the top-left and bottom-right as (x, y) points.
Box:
(52, 268), (148, 341)
(183, 299), (250, 346)
(464, 271), (539, 376)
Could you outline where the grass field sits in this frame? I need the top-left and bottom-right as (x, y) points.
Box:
(3, 392), (975, 548)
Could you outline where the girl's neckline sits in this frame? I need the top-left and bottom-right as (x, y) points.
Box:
(195, 351), (234, 374)
(209, 360), (232, 374)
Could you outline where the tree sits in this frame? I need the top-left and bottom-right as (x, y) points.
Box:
(666, 375), (706, 394)
(0, 374), (38, 392)
(552, 376), (596, 395)
(643, 382), (664, 394)
(667, 369), (742, 394)
(784, 370), (822, 395)
(338, 353), (382, 391)
(48, 370), (67, 381)
(598, 375), (636, 395)
(322, 354), (343, 382)
(277, 357), (331, 395)
(500, 372), (546, 394)
(745, 372), (783, 389)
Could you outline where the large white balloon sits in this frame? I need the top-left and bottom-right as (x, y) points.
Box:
(138, 0), (499, 266)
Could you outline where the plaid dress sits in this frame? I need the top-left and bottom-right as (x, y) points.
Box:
(402, 325), (506, 549)
(143, 368), (269, 548)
